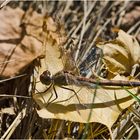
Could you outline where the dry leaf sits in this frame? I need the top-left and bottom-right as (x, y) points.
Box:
(96, 30), (140, 78)
(0, 7), (43, 77)
(117, 30), (140, 64)
(33, 28), (139, 131)
(34, 74), (138, 131)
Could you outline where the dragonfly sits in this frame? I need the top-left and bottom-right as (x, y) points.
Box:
(36, 15), (140, 109)
(38, 44), (140, 106)
(40, 70), (140, 88)
(31, 17), (140, 129)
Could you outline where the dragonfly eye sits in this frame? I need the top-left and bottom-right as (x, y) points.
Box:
(40, 70), (52, 85)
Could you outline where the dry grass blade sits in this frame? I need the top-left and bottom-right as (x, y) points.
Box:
(0, 0), (11, 8)
(1, 108), (26, 139)
(0, 74), (27, 83)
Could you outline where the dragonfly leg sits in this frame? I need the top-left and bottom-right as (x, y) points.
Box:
(35, 83), (53, 104)
(36, 83), (52, 94)
(60, 86), (82, 104)
(45, 85), (58, 107)
(52, 85), (58, 102)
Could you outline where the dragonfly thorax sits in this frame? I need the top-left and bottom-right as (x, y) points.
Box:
(40, 70), (52, 85)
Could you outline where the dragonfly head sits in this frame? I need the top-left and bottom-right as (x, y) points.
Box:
(40, 70), (52, 85)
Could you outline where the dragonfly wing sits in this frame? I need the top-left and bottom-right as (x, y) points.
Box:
(44, 42), (64, 74)
(61, 48), (79, 74)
